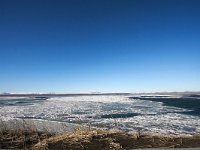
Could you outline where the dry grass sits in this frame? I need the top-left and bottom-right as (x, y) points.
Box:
(1, 120), (200, 150)
(33, 128), (200, 150)
(0, 119), (54, 149)
(0, 127), (53, 149)
(33, 128), (123, 150)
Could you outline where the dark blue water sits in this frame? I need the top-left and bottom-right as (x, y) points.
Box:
(131, 97), (200, 116)
(0, 97), (48, 106)
(101, 113), (138, 119)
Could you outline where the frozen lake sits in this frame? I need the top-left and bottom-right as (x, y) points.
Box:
(0, 95), (200, 135)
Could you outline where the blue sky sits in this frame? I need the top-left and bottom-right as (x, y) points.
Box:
(0, 0), (200, 93)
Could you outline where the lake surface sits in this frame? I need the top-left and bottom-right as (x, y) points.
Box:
(0, 95), (200, 135)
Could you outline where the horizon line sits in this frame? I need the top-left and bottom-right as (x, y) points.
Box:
(1, 91), (200, 96)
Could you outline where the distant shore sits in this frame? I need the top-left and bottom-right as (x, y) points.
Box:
(0, 93), (131, 98)
(0, 91), (200, 97)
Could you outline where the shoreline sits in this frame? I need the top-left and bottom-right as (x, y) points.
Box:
(1, 119), (200, 150)
(1, 118), (199, 137)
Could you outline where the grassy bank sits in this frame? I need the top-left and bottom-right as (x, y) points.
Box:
(1, 126), (200, 150)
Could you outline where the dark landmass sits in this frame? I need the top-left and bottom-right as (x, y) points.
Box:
(0, 93), (131, 98)
(186, 95), (200, 98)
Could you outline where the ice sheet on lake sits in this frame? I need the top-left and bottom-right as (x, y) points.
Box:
(0, 95), (200, 135)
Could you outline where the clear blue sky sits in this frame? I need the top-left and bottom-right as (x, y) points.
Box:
(0, 0), (200, 93)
